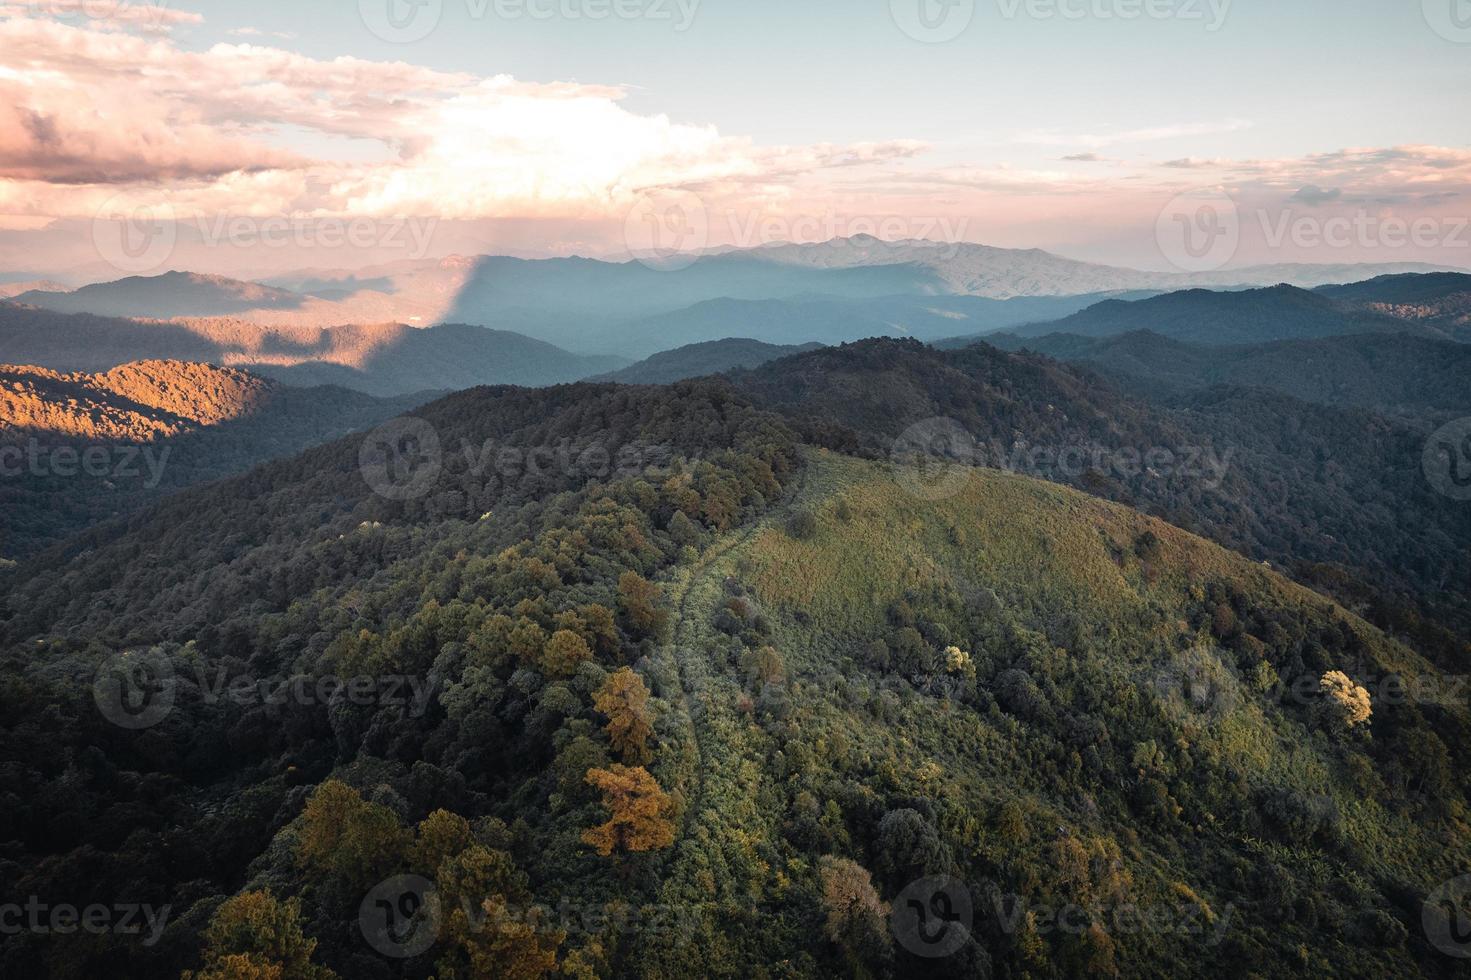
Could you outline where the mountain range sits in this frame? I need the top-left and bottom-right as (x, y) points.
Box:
(11, 240), (1462, 357)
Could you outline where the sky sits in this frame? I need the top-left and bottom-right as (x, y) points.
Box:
(1, 0), (1469, 278)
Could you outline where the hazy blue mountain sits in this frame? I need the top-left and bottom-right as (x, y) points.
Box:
(14, 271), (305, 318)
(599, 291), (1154, 358)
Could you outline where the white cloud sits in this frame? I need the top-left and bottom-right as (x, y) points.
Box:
(0, 14), (930, 227)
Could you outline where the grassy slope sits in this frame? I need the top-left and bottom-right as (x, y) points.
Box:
(637, 450), (1469, 977)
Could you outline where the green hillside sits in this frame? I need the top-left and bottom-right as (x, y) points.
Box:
(636, 450), (1469, 976)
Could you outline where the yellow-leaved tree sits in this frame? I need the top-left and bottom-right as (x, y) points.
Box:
(592, 667), (654, 764)
(183, 891), (337, 980)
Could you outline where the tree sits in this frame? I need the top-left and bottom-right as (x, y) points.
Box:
(296, 780), (409, 889)
(875, 809), (948, 884)
(433, 843), (563, 980)
(943, 646), (975, 679)
(667, 510), (701, 548)
(581, 765), (676, 856)
(593, 668), (654, 764)
(542, 629), (593, 677)
(617, 571), (669, 640)
(183, 891), (337, 980)
(1315, 670), (1371, 733)
(578, 603), (620, 656)
(413, 809), (475, 875)
(818, 856), (890, 963)
(786, 510), (817, 540)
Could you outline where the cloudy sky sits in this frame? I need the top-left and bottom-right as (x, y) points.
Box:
(1, 0), (1468, 278)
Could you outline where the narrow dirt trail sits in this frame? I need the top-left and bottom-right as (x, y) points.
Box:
(632, 454), (819, 974)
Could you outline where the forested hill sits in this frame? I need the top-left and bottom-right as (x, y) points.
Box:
(1010, 283), (1442, 345)
(979, 330), (1471, 414)
(0, 369), (1468, 977)
(0, 363), (433, 560)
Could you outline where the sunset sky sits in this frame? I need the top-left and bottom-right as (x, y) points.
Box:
(1, 0), (1469, 278)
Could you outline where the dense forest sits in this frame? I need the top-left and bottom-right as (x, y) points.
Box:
(0, 341), (1469, 977)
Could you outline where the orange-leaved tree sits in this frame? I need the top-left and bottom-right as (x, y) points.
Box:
(581, 765), (675, 857)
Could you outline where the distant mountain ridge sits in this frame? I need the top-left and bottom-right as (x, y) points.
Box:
(15, 271), (302, 318)
(0, 304), (622, 396)
(1006, 282), (1452, 345)
(14, 243), (1461, 357)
